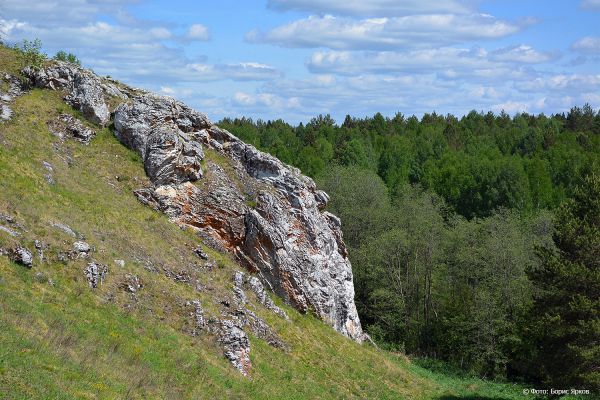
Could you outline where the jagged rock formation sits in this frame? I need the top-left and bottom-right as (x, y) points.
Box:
(123, 110), (363, 340)
(113, 94), (206, 185)
(24, 62), (365, 363)
(24, 62), (127, 126)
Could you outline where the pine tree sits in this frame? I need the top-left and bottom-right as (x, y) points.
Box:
(527, 174), (600, 390)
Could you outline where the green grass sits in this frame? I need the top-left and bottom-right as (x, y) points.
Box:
(0, 46), (537, 399)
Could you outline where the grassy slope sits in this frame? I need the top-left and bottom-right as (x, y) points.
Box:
(0, 46), (529, 399)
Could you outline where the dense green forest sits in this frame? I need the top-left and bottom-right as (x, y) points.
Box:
(218, 108), (600, 390)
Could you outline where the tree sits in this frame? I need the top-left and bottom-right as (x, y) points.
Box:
(353, 186), (448, 353)
(316, 165), (391, 248)
(527, 174), (600, 390)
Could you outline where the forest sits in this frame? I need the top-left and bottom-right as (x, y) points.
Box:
(219, 107), (600, 390)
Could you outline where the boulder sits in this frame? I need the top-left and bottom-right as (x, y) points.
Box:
(8, 246), (33, 268)
(0, 74), (25, 122)
(50, 222), (78, 237)
(73, 241), (91, 255)
(247, 276), (288, 319)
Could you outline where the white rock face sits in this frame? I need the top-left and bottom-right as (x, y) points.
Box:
(24, 62), (114, 126)
(113, 94), (207, 185)
(27, 63), (365, 343)
(117, 95), (363, 341)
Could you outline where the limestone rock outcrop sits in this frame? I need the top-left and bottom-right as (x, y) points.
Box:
(27, 62), (364, 344)
(114, 94), (206, 185)
(129, 121), (364, 341)
(24, 62), (123, 126)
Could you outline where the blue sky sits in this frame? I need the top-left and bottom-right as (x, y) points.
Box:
(1, 0), (599, 124)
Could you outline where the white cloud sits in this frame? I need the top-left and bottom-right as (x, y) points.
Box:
(188, 62), (282, 81)
(150, 27), (173, 40)
(572, 36), (600, 54)
(307, 45), (554, 79)
(519, 74), (600, 91)
(490, 44), (559, 63)
(1, 16), (280, 84)
(160, 86), (176, 95)
(233, 91), (301, 110)
(247, 13), (527, 50)
(581, 0), (600, 10)
(186, 24), (209, 41)
(0, 0), (139, 28)
(267, 0), (474, 16)
(490, 101), (530, 114)
(307, 48), (491, 75)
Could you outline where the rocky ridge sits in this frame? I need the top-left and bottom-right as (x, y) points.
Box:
(16, 61), (365, 373)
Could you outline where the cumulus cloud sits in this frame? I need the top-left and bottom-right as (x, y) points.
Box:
(307, 45), (555, 77)
(308, 48), (486, 74)
(187, 62), (282, 81)
(0, 9), (278, 85)
(571, 36), (600, 54)
(490, 101), (531, 114)
(247, 14), (527, 50)
(490, 44), (559, 63)
(233, 91), (300, 108)
(149, 27), (173, 40)
(0, 0), (139, 28)
(247, 68), (600, 122)
(519, 74), (600, 92)
(186, 24), (210, 41)
(267, 0), (474, 17)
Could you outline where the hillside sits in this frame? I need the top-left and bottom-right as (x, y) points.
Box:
(0, 44), (538, 399)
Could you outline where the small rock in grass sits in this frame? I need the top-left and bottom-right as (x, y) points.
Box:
(73, 241), (91, 255)
(121, 273), (142, 293)
(0, 225), (19, 237)
(8, 246), (33, 268)
(85, 262), (108, 288)
(194, 247), (209, 260)
(50, 222), (77, 237)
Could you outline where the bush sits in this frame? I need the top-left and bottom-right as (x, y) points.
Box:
(14, 39), (46, 70)
(54, 50), (81, 66)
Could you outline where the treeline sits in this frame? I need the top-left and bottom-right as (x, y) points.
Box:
(219, 108), (599, 390)
(318, 167), (554, 381)
(219, 105), (600, 219)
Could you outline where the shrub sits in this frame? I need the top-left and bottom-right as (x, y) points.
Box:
(54, 50), (81, 66)
(14, 38), (46, 70)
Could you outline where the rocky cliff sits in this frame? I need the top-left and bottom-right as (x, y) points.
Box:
(20, 61), (364, 371)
